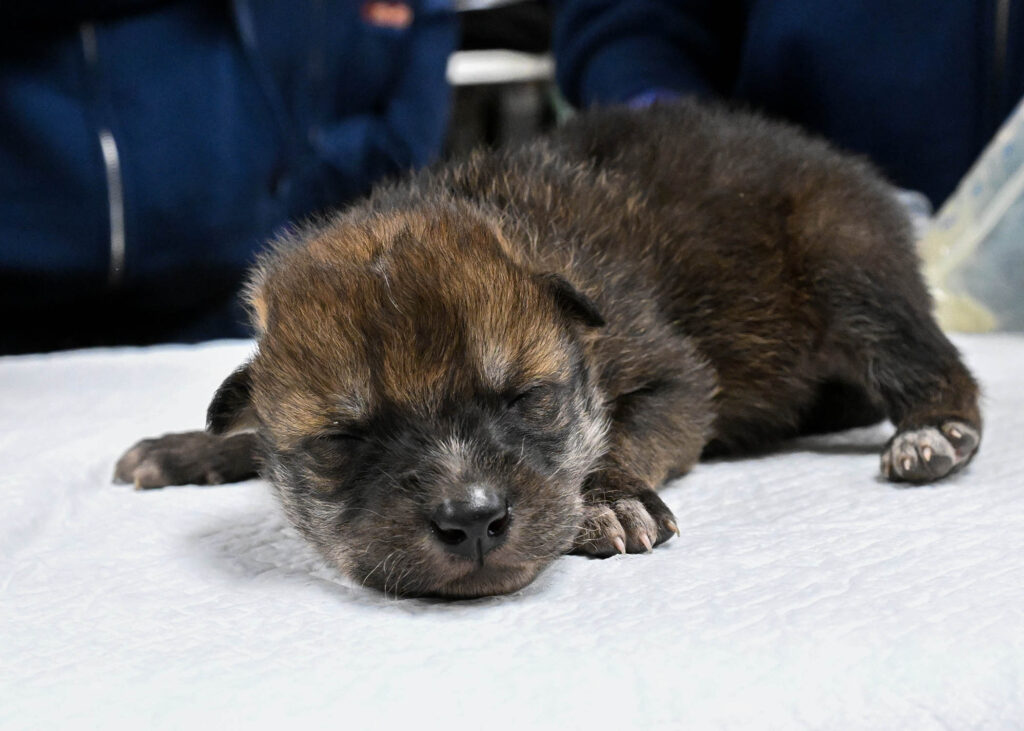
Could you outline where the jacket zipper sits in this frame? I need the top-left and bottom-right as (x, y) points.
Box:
(80, 23), (126, 285)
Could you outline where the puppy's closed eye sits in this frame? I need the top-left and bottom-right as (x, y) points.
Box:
(313, 429), (364, 444)
(304, 429), (365, 475)
(507, 383), (563, 422)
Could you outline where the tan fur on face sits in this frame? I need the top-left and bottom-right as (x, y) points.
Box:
(245, 203), (572, 447)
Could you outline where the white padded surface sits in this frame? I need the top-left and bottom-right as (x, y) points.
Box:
(2, 336), (1022, 729)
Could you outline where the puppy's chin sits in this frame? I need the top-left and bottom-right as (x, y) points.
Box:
(339, 556), (552, 599)
(335, 528), (575, 599)
(429, 560), (550, 599)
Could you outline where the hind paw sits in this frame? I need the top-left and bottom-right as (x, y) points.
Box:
(881, 420), (980, 484)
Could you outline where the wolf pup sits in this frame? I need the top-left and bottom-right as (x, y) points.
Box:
(116, 101), (982, 598)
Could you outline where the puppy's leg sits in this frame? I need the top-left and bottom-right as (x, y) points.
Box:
(799, 188), (982, 483)
(113, 432), (260, 489)
(846, 303), (981, 483)
(574, 336), (717, 556)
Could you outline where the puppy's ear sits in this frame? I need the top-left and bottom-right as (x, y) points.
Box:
(537, 273), (606, 328)
(207, 363), (256, 435)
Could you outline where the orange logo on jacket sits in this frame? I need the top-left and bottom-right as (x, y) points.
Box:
(361, 1), (414, 29)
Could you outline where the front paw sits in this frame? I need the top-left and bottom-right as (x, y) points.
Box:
(114, 431), (257, 489)
(572, 489), (679, 558)
(881, 420), (980, 484)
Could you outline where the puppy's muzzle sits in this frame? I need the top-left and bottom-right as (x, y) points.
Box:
(430, 485), (510, 563)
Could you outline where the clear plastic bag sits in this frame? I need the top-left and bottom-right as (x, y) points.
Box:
(920, 96), (1024, 331)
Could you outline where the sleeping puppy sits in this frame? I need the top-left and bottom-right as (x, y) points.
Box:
(115, 101), (982, 598)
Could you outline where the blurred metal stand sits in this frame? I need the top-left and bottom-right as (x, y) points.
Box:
(446, 1), (563, 156)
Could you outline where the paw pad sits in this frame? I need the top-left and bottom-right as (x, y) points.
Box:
(881, 420), (980, 484)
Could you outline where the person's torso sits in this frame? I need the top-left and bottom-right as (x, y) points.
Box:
(0, 0), (435, 287)
(733, 0), (1024, 206)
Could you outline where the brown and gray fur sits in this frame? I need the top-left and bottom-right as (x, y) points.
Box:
(116, 101), (982, 598)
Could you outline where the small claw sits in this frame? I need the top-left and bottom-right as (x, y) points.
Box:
(665, 519), (680, 537)
(639, 532), (653, 553)
(611, 536), (626, 555)
(948, 427), (962, 440)
(921, 446), (933, 462)
(901, 456), (913, 472)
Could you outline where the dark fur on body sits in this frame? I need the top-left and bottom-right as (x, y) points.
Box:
(116, 101), (982, 598)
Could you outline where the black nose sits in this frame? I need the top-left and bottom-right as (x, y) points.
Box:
(430, 486), (510, 563)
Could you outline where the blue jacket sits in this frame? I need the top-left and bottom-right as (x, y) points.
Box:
(554, 0), (1024, 207)
(0, 0), (455, 348)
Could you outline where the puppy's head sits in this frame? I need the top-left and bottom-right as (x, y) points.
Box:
(210, 203), (608, 597)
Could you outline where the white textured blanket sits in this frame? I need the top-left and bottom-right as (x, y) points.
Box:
(2, 336), (1022, 729)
